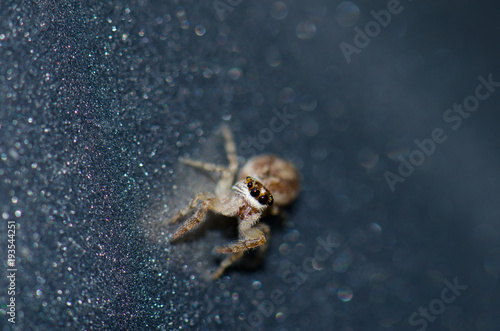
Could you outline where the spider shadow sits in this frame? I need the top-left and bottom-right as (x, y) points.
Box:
(169, 201), (298, 277)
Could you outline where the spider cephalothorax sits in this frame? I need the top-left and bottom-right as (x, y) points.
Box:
(239, 176), (274, 209)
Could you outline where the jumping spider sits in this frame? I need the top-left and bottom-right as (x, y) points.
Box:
(169, 124), (300, 279)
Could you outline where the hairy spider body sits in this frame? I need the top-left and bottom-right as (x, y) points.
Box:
(169, 125), (298, 279)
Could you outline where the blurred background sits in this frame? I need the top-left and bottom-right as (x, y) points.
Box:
(1, 0), (500, 330)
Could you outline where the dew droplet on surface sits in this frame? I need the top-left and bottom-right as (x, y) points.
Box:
(279, 87), (295, 103)
(228, 67), (243, 80)
(270, 2), (288, 20)
(357, 147), (379, 169)
(299, 94), (317, 112)
(296, 21), (316, 40)
(195, 25), (206, 36)
(334, 1), (360, 28)
(337, 286), (353, 302)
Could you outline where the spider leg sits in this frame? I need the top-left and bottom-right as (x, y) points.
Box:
(220, 124), (238, 177)
(178, 125), (237, 176)
(253, 223), (271, 259)
(169, 192), (214, 224)
(179, 125), (239, 197)
(170, 197), (217, 241)
(211, 223), (271, 279)
(179, 157), (227, 173)
(215, 227), (266, 254)
(214, 124), (239, 197)
(211, 251), (244, 280)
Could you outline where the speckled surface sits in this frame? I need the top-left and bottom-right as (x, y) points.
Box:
(1, 1), (500, 330)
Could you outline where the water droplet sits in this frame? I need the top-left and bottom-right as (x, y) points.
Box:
(338, 286), (353, 302)
(335, 2), (360, 28)
(228, 67), (243, 80)
(270, 2), (288, 20)
(296, 21), (316, 40)
(279, 87), (295, 103)
(358, 147), (379, 169)
(195, 25), (206, 36)
(299, 94), (317, 112)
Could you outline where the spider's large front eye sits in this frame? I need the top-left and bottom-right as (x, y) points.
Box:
(250, 188), (260, 197)
(258, 194), (269, 205)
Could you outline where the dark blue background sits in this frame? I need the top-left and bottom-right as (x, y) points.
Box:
(1, 1), (499, 330)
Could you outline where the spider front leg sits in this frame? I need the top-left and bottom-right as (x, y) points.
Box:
(211, 223), (270, 279)
(169, 192), (214, 224)
(215, 215), (267, 254)
(211, 251), (245, 280)
(253, 222), (271, 258)
(170, 197), (218, 242)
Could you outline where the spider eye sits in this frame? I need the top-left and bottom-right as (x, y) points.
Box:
(258, 194), (269, 205)
(250, 188), (260, 197)
(267, 195), (273, 206)
(247, 181), (253, 188)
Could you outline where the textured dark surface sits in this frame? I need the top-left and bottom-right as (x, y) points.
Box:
(1, 1), (500, 330)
